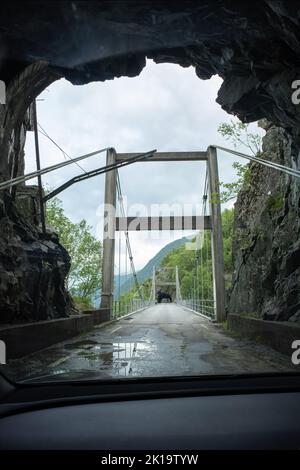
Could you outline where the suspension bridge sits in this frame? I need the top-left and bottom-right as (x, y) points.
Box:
(3, 117), (297, 328)
(101, 147), (225, 323)
(3, 142), (295, 378)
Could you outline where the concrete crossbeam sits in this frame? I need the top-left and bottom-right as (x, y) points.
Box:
(116, 151), (207, 162)
(116, 215), (211, 231)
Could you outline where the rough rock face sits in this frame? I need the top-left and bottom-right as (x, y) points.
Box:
(1, 1), (300, 140)
(0, 192), (75, 324)
(229, 122), (300, 321)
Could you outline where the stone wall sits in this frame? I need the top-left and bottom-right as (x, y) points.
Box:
(228, 314), (300, 356)
(15, 185), (42, 227)
(0, 309), (110, 359)
(229, 122), (300, 322)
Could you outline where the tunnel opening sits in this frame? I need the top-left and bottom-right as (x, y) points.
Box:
(2, 58), (249, 324)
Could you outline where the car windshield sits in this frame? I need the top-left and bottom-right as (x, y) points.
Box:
(0, 2), (299, 384)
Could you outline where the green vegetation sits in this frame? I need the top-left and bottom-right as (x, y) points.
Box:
(119, 208), (234, 306)
(222, 208), (234, 273)
(239, 311), (261, 319)
(160, 209), (234, 298)
(116, 236), (190, 298)
(116, 277), (153, 311)
(266, 193), (284, 215)
(72, 296), (95, 311)
(218, 120), (262, 156)
(222, 319), (229, 331)
(217, 120), (262, 203)
(218, 162), (251, 203)
(46, 196), (102, 308)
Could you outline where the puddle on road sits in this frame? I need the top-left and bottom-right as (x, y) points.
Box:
(76, 341), (152, 376)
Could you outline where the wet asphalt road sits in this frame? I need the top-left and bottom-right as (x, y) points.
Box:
(4, 304), (294, 382)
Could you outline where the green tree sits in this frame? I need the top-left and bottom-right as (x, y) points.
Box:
(46, 197), (102, 307)
(120, 209), (235, 305)
(218, 120), (262, 202)
(218, 120), (262, 155)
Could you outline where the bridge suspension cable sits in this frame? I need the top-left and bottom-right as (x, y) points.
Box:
(0, 147), (157, 194)
(213, 145), (300, 179)
(116, 171), (143, 302)
(44, 149), (157, 202)
(0, 147), (112, 191)
(176, 164), (215, 319)
(37, 123), (88, 174)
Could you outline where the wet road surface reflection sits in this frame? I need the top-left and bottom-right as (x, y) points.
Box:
(2, 304), (295, 382)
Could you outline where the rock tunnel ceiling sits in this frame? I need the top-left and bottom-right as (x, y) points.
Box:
(0, 0), (300, 133)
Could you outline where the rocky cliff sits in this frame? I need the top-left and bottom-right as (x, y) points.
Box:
(0, 191), (75, 324)
(229, 122), (300, 321)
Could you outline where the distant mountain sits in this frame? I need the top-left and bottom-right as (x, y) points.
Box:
(114, 235), (191, 299)
(113, 273), (132, 296)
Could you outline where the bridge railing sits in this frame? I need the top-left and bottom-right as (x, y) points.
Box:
(113, 299), (155, 319)
(179, 299), (215, 320)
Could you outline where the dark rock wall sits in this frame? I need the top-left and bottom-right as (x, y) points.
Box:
(0, 192), (74, 324)
(229, 123), (300, 321)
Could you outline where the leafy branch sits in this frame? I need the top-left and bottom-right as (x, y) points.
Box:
(217, 120), (262, 203)
(46, 196), (102, 307)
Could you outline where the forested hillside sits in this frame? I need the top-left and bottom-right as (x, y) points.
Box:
(119, 208), (234, 304)
(114, 236), (190, 299)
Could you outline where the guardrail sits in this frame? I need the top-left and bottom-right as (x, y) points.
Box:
(113, 298), (215, 320)
(179, 299), (215, 320)
(113, 299), (155, 319)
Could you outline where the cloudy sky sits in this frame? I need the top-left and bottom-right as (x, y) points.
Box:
(24, 59), (263, 272)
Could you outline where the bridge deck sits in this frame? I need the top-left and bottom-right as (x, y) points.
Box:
(7, 304), (292, 381)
